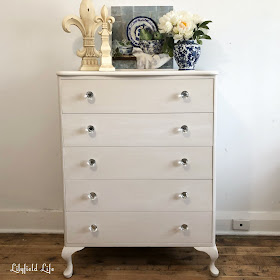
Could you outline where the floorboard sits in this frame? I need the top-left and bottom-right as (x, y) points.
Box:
(0, 234), (279, 279)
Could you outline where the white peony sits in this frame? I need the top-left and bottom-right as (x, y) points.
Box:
(159, 21), (173, 33)
(174, 33), (184, 40)
(192, 14), (204, 25)
(159, 11), (176, 25)
(158, 10), (209, 41)
(184, 30), (194, 40)
(159, 11), (177, 33)
(175, 14), (195, 40)
(170, 14), (180, 25)
(173, 26), (179, 34)
(177, 10), (193, 18)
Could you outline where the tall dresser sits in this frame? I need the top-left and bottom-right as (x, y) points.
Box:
(57, 70), (219, 278)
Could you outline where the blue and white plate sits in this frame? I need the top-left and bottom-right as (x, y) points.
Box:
(127, 16), (158, 47)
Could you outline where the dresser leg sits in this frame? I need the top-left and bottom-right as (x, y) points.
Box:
(61, 246), (84, 278)
(194, 245), (219, 277)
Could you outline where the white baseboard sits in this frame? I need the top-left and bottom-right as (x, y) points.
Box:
(0, 209), (64, 233)
(0, 210), (279, 235)
(216, 211), (280, 236)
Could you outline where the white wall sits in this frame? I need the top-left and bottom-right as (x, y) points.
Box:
(0, 0), (280, 233)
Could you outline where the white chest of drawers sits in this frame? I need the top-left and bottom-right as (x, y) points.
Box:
(58, 70), (219, 278)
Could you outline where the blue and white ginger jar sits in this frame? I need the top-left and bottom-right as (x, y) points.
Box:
(174, 40), (201, 70)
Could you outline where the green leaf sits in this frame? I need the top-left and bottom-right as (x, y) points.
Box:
(197, 39), (203, 45)
(153, 31), (163, 40)
(200, 25), (209, 30)
(139, 29), (153, 40)
(199, 20), (212, 28)
(194, 30), (205, 36)
(162, 37), (174, 57)
(201, 34), (211, 40)
(168, 49), (173, 57)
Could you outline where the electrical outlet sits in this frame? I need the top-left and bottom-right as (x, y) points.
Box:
(232, 219), (250, 231)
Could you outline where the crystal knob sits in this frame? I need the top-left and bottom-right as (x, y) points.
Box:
(180, 91), (189, 99)
(180, 224), (189, 231)
(178, 125), (189, 134)
(179, 192), (189, 199)
(88, 192), (97, 200)
(178, 158), (188, 166)
(87, 159), (96, 167)
(86, 125), (95, 134)
(84, 91), (94, 100)
(89, 224), (98, 232)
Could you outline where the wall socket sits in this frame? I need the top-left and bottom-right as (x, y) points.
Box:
(232, 219), (250, 231)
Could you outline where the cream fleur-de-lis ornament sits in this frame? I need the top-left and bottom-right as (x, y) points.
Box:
(62, 0), (101, 71)
(95, 5), (115, 72)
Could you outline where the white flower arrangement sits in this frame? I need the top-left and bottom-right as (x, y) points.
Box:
(158, 11), (211, 44)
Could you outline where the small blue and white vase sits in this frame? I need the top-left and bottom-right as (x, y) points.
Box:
(174, 40), (201, 70)
(139, 40), (164, 55)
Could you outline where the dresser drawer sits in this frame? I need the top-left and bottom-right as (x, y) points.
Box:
(65, 212), (212, 246)
(60, 79), (213, 113)
(65, 180), (212, 212)
(63, 147), (213, 180)
(62, 113), (213, 147)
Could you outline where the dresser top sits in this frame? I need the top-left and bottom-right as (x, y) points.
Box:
(57, 70), (217, 77)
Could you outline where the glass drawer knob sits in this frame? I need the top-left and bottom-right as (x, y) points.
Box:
(180, 224), (189, 231)
(86, 125), (95, 134)
(89, 224), (98, 232)
(180, 91), (189, 99)
(84, 91), (94, 99)
(178, 125), (189, 134)
(88, 192), (97, 200)
(179, 192), (189, 199)
(179, 158), (188, 166)
(87, 159), (96, 167)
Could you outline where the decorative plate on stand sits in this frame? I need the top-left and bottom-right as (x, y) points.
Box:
(127, 16), (158, 47)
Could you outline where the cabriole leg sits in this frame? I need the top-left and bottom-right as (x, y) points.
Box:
(61, 246), (84, 278)
(194, 245), (219, 277)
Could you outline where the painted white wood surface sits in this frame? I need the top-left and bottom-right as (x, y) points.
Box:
(62, 113), (213, 147)
(65, 180), (213, 212)
(58, 72), (217, 277)
(60, 79), (214, 113)
(57, 70), (218, 77)
(195, 246), (219, 277)
(61, 246), (84, 278)
(65, 212), (213, 246)
(63, 147), (213, 180)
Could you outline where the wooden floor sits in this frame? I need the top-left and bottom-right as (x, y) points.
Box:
(0, 234), (279, 279)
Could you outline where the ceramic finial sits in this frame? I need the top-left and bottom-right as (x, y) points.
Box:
(95, 5), (115, 72)
(62, 0), (101, 71)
